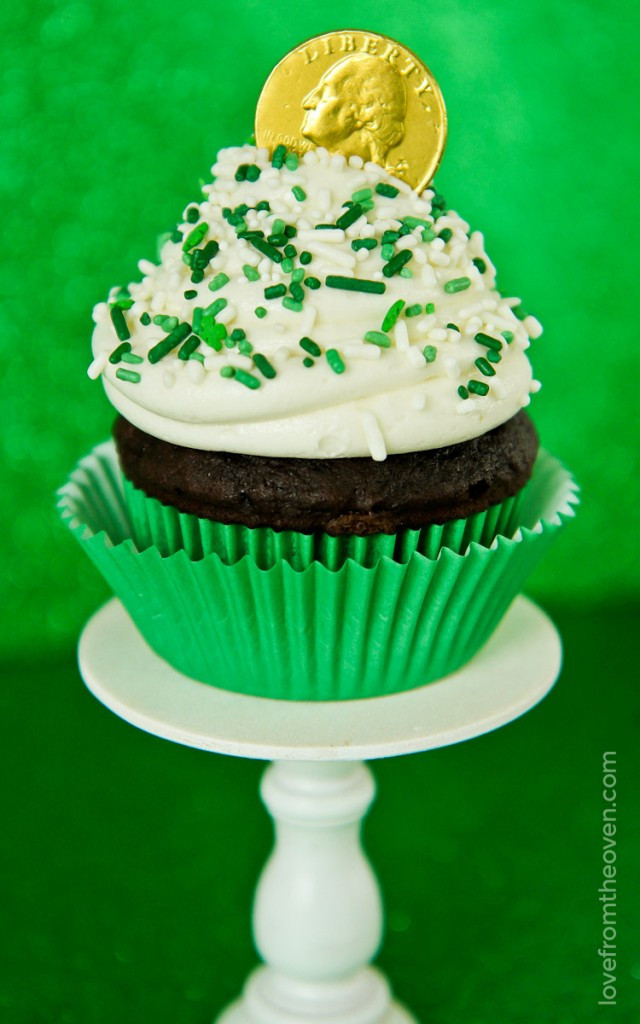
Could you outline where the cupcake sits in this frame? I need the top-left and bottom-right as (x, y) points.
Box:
(60, 143), (576, 699)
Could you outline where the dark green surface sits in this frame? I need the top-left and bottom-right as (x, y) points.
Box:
(1, 605), (638, 1022)
(1, 0), (639, 659)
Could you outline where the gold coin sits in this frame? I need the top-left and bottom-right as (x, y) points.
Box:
(255, 29), (447, 193)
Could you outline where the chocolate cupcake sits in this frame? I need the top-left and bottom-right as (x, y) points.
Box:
(61, 143), (577, 698)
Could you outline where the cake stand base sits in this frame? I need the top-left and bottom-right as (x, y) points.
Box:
(78, 596), (561, 1024)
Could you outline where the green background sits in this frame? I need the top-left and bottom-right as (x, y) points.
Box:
(1, 1), (639, 1021)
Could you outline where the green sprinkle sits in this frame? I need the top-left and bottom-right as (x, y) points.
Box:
(472, 257), (487, 274)
(425, 302), (435, 314)
(115, 368), (141, 383)
(255, 306), (267, 318)
(326, 275), (386, 294)
(255, 200), (271, 212)
(233, 368), (260, 389)
(182, 222), (208, 252)
(302, 356), (314, 368)
(205, 297), (228, 317)
(423, 345), (437, 363)
(405, 304), (422, 317)
(178, 335), (201, 360)
(199, 316), (227, 349)
(475, 357), (496, 377)
(189, 351), (204, 364)
(121, 351), (143, 364)
(381, 243), (395, 260)
(235, 164), (248, 181)
(381, 299), (406, 332)
(292, 185), (306, 201)
(383, 250), (413, 278)
(183, 289), (198, 300)
(252, 353), (276, 379)
(351, 238), (378, 251)
(140, 312), (151, 326)
(284, 244), (297, 258)
(281, 257), (294, 274)
(325, 348), (345, 374)
(289, 282), (304, 302)
(249, 237), (283, 263)
(284, 224), (297, 238)
(291, 268), (305, 283)
(224, 336), (236, 349)
(446, 322), (460, 332)
(237, 339), (253, 355)
(352, 187), (373, 203)
(364, 330), (391, 348)
(300, 337), (321, 357)
(185, 206), (199, 223)
(285, 152), (299, 170)
(444, 277), (471, 294)
(300, 250), (312, 265)
(468, 380), (490, 396)
(109, 342), (131, 364)
(192, 240), (219, 269)
(382, 230), (400, 244)
(403, 216), (430, 230)
(110, 297), (134, 309)
(315, 223), (338, 230)
(458, 385), (469, 400)
(208, 272), (230, 292)
(220, 365), (235, 378)
(438, 228), (452, 243)
(264, 284), (286, 299)
(272, 144), (287, 168)
(192, 308), (204, 334)
(305, 276), (321, 290)
(336, 203), (364, 230)
(502, 330), (515, 344)
(190, 269), (204, 284)
(272, 218), (285, 235)
(246, 164), (261, 182)
(431, 192), (447, 210)
(282, 297), (303, 312)
(487, 349), (502, 364)
(475, 332), (503, 351)
(421, 227), (436, 242)
(513, 303), (528, 320)
(399, 267), (413, 278)
(375, 183), (399, 198)
(110, 306), (131, 341)
(359, 199), (375, 213)
(230, 328), (246, 341)
(148, 325), (190, 366)
(243, 264), (260, 281)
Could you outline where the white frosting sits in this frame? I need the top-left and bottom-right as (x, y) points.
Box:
(92, 145), (538, 459)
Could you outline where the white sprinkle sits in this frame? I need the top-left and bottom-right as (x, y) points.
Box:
(343, 343), (381, 359)
(416, 314), (437, 333)
(530, 379), (542, 393)
(187, 359), (205, 384)
(421, 264), (437, 286)
(456, 398), (480, 415)
(360, 411), (387, 461)
(150, 290), (167, 312)
(232, 355), (254, 371)
(216, 303), (237, 325)
(274, 346), (293, 364)
(524, 315), (543, 339)
(348, 155), (364, 169)
(298, 228), (345, 243)
(443, 356), (460, 379)
(406, 346), (425, 368)
(427, 328), (448, 343)
(394, 318), (409, 351)
(163, 371), (176, 388)
(204, 355), (225, 371)
(92, 302), (108, 324)
(302, 149), (319, 165)
(317, 188), (332, 212)
(492, 377), (507, 399)
(301, 304), (317, 336)
(396, 234), (419, 251)
(138, 259), (157, 276)
(412, 247), (427, 264)
(87, 352), (108, 379)
(428, 250), (450, 267)
(304, 242), (356, 268)
(330, 153), (346, 170)
(355, 248), (370, 263)
(411, 393), (427, 411)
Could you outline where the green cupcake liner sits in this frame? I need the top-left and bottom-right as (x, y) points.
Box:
(58, 441), (578, 701)
(122, 473), (527, 568)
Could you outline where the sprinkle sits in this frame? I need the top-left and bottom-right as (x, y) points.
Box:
(284, 224), (297, 238)
(148, 322), (192, 363)
(243, 264), (260, 281)
(382, 250), (413, 278)
(512, 303), (528, 320)
(199, 316), (227, 350)
(115, 368), (140, 383)
(444, 277), (471, 294)
(121, 351), (143, 364)
(110, 297), (134, 309)
(399, 267), (413, 278)
(487, 349), (502, 364)
(192, 308), (204, 334)
(235, 164), (249, 181)
(300, 251), (312, 265)
(264, 284), (286, 299)
(438, 228), (452, 243)
(237, 339), (253, 354)
(281, 257), (294, 273)
(230, 329), (246, 341)
(403, 216), (431, 230)
(405, 304), (422, 317)
(475, 332), (503, 351)
(253, 353), (276, 379)
(205, 298), (228, 317)
(285, 152), (299, 170)
(502, 330), (514, 344)
(351, 238), (378, 251)
(272, 144), (287, 168)
(458, 385), (469, 400)
(300, 337), (321, 357)
(190, 270), (204, 284)
(272, 218), (285, 235)
(289, 282), (304, 302)
(431, 192), (447, 210)
(305, 276), (321, 290)
(110, 306), (131, 341)
(192, 240), (219, 269)
(209, 272), (230, 292)
(381, 300), (406, 332)
(109, 342), (131, 363)
(178, 335), (201, 360)
(364, 330), (391, 348)
(254, 306), (267, 318)
(302, 357), (314, 368)
(291, 268), (305, 283)
(423, 345), (437, 363)
(248, 237), (283, 263)
(326, 348), (345, 374)
(472, 257), (487, 274)
(375, 183), (399, 198)
(421, 227), (436, 241)
(425, 302), (435, 314)
(139, 312), (151, 326)
(326, 275), (386, 294)
(284, 244), (297, 258)
(335, 203), (364, 230)
(394, 318), (409, 351)
(283, 297), (303, 312)
(446, 322), (460, 332)
(189, 351), (205, 365)
(183, 289), (198, 300)
(220, 365), (235, 378)
(292, 185), (306, 201)
(246, 164), (261, 182)
(352, 187), (373, 203)
(360, 411), (387, 461)
(468, 380), (490, 396)
(381, 243), (395, 260)
(475, 357), (496, 377)
(182, 222), (208, 252)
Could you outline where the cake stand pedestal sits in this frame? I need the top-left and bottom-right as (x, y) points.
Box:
(78, 595), (561, 1024)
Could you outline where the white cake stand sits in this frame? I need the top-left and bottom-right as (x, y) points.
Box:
(78, 595), (561, 1024)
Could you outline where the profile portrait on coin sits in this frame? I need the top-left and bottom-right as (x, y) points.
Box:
(301, 53), (407, 167)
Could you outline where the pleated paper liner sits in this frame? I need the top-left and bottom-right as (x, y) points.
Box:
(58, 441), (578, 701)
(122, 474), (527, 568)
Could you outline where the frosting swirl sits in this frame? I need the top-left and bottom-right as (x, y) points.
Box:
(91, 145), (541, 459)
